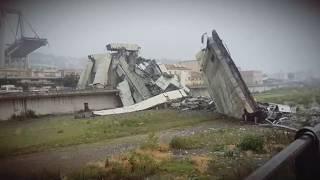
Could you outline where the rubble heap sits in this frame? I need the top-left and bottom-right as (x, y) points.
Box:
(170, 96), (216, 111)
(78, 43), (187, 107)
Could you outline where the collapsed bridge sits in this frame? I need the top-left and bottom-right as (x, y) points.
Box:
(78, 43), (189, 114)
(0, 8), (47, 69)
(196, 30), (260, 120)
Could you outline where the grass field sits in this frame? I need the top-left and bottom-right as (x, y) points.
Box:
(0, 109), (295, 179)
(69, 125), (294, 180)
(0, 110), (215, 157)
(254, 87), (320, 106)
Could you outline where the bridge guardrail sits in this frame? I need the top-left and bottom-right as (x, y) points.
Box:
(245, 123), (320, 180)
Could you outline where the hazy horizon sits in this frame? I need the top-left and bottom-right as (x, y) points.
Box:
(2, 0), (320, 74)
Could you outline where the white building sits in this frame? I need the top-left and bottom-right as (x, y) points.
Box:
(240, 70), (263, 86)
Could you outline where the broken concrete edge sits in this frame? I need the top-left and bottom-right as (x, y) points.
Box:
(93, 89), (188, 116)
(117, 79), (134, 106)
(106, 43), (141, 52)
(198, 30), (260, 120)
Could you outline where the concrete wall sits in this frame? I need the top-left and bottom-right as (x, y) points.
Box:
(0, 91), (121, 121)
(189, 87), (210, 97)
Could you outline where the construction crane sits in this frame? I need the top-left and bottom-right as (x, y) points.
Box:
(0, 8), (47, 69)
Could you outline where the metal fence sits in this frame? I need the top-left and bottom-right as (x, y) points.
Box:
(245, 123), (320, 180)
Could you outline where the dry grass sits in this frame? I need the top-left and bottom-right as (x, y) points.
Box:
(67, 127), (295, 180)
(191, 155), (211, 174)
(134, 148), (171, 162)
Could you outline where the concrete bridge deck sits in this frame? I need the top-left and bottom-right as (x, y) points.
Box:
(0, 89), (119, 100)
(0, 89), (121, 120)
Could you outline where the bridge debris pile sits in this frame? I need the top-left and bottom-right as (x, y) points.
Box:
(170, 96), (216, 111)
(256, 101), (320, 130)
(78, 43), (186, 110)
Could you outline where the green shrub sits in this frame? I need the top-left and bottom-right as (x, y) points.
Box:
(57, 130), (64, 134)
(68, 165), (107, 180)
(159, 159), (195, 175)
(70, 152), (159, 180)
(207, 157), (256, 180)
(264, 130), (293, 145)
(141, 132), (159, 150)
(211, 144), (224, 152)
(238, 135), (264, 152)
(128, 152), (159, 178)
(224, 150), (235, 158)
(170, 136), (203, 149)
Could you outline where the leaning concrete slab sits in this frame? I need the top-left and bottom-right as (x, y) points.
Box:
(92, 53), (112, 87)
(77, 60), (94, 89)
(197, 30), (258, 119)
(93, 89), (187, 116)
(117, 79), (134, 106)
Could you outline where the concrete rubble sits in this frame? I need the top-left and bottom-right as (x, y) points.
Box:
(78, 43), (189, 115)
(260, 102), (320, 130)
(169, 96), (216, 111)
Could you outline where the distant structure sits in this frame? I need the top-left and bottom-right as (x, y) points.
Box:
(0, 8), (47, 69)
(164, 64), (191, 85)
(268, 71), (288, 80)
(178, 60), (206, 87)
(164, 62), (209, 97)
(240, 70), (263, 86)
(178, 60), (201, 72)
(177, 60), (264, 87)
(164, 63), (206, 87)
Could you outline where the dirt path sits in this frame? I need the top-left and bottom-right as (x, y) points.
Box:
(0, 121), (246, 177)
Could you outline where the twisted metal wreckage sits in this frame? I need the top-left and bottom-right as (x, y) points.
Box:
(77, 31), (292, 126)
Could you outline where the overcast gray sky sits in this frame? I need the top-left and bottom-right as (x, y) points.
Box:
(2, 0), (320, 74)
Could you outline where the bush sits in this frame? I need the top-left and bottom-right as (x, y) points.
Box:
(68, 165), (107, 180)
(70, 152), (159, 180)
(170, 136), (202, 149)
(57, 130), (64, 134)
(159, 159), (195, 175)
(128, 152), (159, 178)
(207, 157), (256, 180)
(141, 132), (159, 150)
(238, 135), (264, 152)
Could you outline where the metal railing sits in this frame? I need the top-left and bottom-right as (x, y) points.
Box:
(245, 123), (320, 180)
